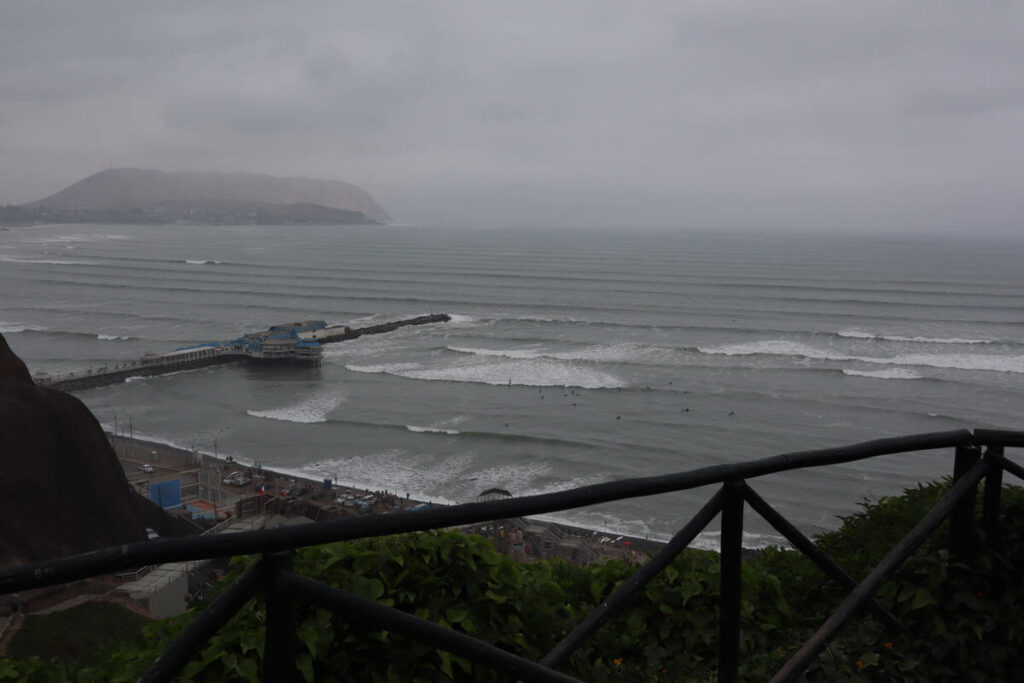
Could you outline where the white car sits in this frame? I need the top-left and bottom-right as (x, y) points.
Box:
(222, 471), (251, 486)
(138, 464), (154, 473)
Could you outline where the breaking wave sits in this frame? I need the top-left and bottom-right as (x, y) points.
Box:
(837, 329), (992, 345)
(698, 340), (1024, 374)
(0, 322), (45, 334)
(0, 256), (93, 265)
(247, 393), (344, 423)
(448, 343), (679, 365)
(406, 425), (460, 435)
(690, 530), (790, 552)
(842, 368), (923, 380)
(21, 233), (128, 244)
(346, 359), (626, 389)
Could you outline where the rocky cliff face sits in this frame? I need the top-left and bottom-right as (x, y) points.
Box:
(26, 168), (392, 224)
(0, 334), (146, 565)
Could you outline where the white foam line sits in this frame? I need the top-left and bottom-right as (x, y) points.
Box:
(842, 368), (923, 380)
(294, 451), (467, 506)
(406, 425), (460, 435)
(689, 530), (791, 552)
(0, 322), (46, 334)
(449, 345), (544, 360)
(838, 329), (992, 345)
(699, 340), (1024, 374)
(246, 393), (344, 424)
(0, 256), (93, 265)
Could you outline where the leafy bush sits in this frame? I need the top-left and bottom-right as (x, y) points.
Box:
(3, 480), (1024, 681)
(5, 601), (150, 666)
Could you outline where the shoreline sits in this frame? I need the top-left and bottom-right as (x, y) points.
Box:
(109, 433), (671, 565)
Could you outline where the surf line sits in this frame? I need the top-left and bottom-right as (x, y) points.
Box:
(38, 314), (452, 392)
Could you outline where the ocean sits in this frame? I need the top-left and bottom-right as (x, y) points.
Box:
(3, 223), (1022, 548)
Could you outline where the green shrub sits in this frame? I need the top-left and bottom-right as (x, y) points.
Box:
(4, 481), (1024, 681)
(5, 601), (150, 666)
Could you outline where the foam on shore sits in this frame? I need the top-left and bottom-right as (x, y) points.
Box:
(109, 432), (792, 550)
(246, 392), (344, 424)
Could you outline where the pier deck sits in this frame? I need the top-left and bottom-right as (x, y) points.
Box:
(37, 314), (450, 391)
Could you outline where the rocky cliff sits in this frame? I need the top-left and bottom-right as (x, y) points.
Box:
(0, 334), (146, 565)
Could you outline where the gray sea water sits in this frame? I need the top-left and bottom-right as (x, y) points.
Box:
(3, 223), (1023, 547)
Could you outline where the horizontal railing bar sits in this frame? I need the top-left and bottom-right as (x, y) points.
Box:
(139, 558), (267, 683)
(0, 430), (973, 594)
(974, 429), (1024, 448)
(539, 487), (725, 670)
(742, 483), (905, 633)
(278, 571), (583, 683)
(769, 457), (991, 683)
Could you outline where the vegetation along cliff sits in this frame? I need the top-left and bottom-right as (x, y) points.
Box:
(4, 481), (1024, 680)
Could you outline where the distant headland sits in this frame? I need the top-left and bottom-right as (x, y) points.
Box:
(0, 168), (391, 226)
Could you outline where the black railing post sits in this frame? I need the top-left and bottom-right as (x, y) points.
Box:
(950, 445), (980, 557)
(719, 480), (744, 683)
(263, 551), (296, 683)
(982, 446), (1004, 546)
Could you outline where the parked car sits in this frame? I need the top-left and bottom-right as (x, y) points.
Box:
(138, 464), (154, 473)
(222, 471), (251, 486)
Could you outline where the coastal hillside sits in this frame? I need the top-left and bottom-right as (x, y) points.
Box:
(3, 168), (391, 226)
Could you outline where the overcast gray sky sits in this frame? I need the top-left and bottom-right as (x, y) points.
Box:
(2, 1), (1022, 232)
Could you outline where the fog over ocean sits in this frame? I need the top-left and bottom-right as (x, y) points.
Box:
(3, 223), (1023, 547)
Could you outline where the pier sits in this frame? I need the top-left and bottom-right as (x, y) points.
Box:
(35, 314), (451, 391)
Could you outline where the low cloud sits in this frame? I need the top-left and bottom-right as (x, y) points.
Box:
(2, 1), (1022, 233)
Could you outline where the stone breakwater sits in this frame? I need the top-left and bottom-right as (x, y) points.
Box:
(320, 313), (451, 343)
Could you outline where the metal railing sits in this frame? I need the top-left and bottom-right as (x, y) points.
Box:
(1, 428), (1022, 682)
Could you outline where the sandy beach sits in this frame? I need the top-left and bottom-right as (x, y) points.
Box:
(109, 433), (665, 566)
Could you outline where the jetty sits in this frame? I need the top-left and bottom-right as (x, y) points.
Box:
(35, 314), (450, 391)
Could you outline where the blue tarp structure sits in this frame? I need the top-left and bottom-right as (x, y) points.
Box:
(185, 504), (216, 520)
(149, 479), (182, 509)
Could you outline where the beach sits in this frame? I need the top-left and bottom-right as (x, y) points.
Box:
(111, 434), (665, 566)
